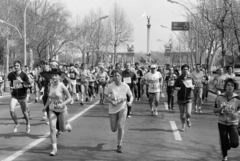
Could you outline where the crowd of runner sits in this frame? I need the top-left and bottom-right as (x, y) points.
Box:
(2, 60), (240, 160)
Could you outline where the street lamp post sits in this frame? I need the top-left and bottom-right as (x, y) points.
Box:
(161, 25), (182, 66)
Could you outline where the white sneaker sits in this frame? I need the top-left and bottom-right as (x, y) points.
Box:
(46, 121), (49, 125)
(26, 124), (30, 134)
(13, 123), (19, 133)
(42, 116), (47, 121)
(70, 98), (74, 104)
(154, 109), (158, 116)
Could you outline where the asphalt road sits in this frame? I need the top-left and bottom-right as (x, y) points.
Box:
(0, 89), (240, 161)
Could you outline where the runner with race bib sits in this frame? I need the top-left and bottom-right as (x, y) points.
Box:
(144, 64), (163, 116)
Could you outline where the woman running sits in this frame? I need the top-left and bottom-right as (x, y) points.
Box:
(43, 68), (72, 156)
(104, 70), (133, 153)
(213, 78), (240, 161)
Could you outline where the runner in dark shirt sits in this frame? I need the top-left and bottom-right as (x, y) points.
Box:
(8, 60), (31, 133)
(122, 62), (137, 118)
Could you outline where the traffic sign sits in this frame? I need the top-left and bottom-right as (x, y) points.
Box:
(172, 22), (189, 31)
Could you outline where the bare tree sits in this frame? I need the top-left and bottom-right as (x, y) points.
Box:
(107, 3), (134, 64)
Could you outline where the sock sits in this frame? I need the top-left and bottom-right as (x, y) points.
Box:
(117, 140), (122, 146)
(52, 143), (57, 150)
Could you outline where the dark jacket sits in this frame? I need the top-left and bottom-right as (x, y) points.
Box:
(174, 75), (195, 101)
(122, 70), (137, 89)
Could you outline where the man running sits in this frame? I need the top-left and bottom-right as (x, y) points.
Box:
(8, 60), (31, 133)
(143, 64), (163, 116)
(96, 63), (109, 104)
(68, 63), (80, 104)
(174, 64), (195, 131)
(134, 62), (144, 101)
(191, 64), (204, 113)
(122, 62), (137, 118)
(213, 67), (227, 95)
(165, 67), (177, 110)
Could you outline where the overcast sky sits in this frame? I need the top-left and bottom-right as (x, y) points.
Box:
(57, 0), (194, 53)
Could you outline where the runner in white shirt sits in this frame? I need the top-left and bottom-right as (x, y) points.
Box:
(191, 64), (205, 113)
(143, 64), (163, 116)
(225, 66), (236, 79)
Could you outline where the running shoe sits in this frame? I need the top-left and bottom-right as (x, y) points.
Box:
(187, 119), (191, 127)
(151, 110), (154, 116)
(26, 124), (31, 134)
(56, 131), (62, 138)
(154, 109), (158, 116)
(70, 98), (74, 104)
(222, 156), (227, 161)
(127, 115), (131, 118)
(34, 99), (38, 103)
(116, 145), (123, 153)
(199, 110), (203, 113)
(195, 110), (199, 113)
(80, 102), (84, 106)
(90, 97), (93, 102)
(42, 116), (47, 121)
(85, 97), (89, 102)
(13, 123), (19, 133)
(67, 123), (72, 132)
(50, 149), (58, 156)
(180, 125), (186, 131)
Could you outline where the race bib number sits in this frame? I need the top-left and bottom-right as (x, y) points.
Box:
(151, 82), (160, 89)
(217, 80), (224, 89)
(13, 80), (23, 89)
(123, 77), (131, 84)
(195, 81), (202, 86)
(183, 79), (193, 88)
(70, 73), (75, 79)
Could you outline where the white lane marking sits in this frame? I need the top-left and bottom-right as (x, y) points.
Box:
(2, 101), (99, 161)
(164, 102), (168, 110)
(170, 121), (182, 141)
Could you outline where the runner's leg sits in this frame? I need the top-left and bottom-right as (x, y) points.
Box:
(9, 97), (19, 124)
(117, 108), (127, 147)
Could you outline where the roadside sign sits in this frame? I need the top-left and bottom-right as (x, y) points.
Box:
(172, 22), (189, 31)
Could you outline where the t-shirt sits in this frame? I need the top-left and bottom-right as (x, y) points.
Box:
(214, 75), (227, 90)
(105, 82), (132, 114)
(122, 70), (137, 89)
(8, 71), (30, 99)
(165, 74), (177, 87)
(69, 69), (77, 80)
(97, 71), (109, 82)
(191, 71), (204, 88)
(226, 73), (236, 79)
(144, 72), (162, 93)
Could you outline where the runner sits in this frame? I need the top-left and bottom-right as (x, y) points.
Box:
(79, 63), (91, 105)
(213, 67), (227, 95)
(0, 71), (4, 97)
(104, 70), (133, 153)
(165, 67), (177, 110)
(43, 68), (72, 156)
(174, 64), (195, 131)
(96, 63), (109, 104)
(134, 62), (144, 101)
(8, 60), (31, 133)
(225, 65), (236, 79)
(213, 78), (240, 161)
(143, 64), (163, 116)
(202, 68), (210, 102)
(191, 64), (205, 113)
(122, 62), (137, 118)
(39, 61), (52, 124)
(68, 63), (80, 104)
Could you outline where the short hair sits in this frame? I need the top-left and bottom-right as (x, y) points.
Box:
(50, 68), (62, 76)
(226, 65), (233, 71)
(14, 60), (22, 66)
(112, 70), (122, 77)
(224, 78), (239, 90)
(135, 62), (139, 66)
(196, 64), (201, 67)
(181, 64), (190, 70)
